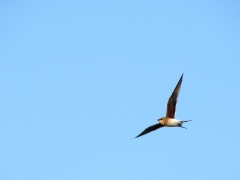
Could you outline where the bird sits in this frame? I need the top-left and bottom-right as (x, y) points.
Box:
(135, 73), (191, 138)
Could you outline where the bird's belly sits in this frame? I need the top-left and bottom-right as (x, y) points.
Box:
(165, 118), (179, 127)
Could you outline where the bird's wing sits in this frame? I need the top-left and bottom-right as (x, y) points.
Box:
(166, 74), (183, 118)
(135, 123), (164, 138)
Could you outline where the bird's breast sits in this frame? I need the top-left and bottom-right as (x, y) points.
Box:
(164, 118), (180, 127)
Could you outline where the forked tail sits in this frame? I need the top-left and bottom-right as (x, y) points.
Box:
(180, 120), (192, 123)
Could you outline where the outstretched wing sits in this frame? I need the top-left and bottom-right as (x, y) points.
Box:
(166, 74), (183, 118)
(135, 123), (164, 138)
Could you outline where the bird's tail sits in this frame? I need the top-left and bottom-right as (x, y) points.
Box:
(180, 120), (192, 123)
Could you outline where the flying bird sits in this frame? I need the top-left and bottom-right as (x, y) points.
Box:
(135, 73), (191, 138)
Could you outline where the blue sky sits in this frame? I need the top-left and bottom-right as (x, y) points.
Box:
(1, 1), (240, 179)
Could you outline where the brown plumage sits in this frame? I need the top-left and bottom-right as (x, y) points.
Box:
(135, 73), (186, 138)
(166, 74), (183, 118)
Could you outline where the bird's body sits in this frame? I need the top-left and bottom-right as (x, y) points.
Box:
(135, 73), (192, 138)
(159, 117), (181, 127)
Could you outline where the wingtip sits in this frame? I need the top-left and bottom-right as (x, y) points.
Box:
(178, 73), (184, 80)
(134, 135), (140, 138)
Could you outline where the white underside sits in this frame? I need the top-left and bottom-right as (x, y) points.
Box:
(166, 118), (180, 127)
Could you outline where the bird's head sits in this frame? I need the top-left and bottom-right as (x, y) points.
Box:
(157, 117), (165, 125)
(157, 117), (164, 121)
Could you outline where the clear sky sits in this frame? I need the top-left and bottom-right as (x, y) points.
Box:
(1, 1), (240, 179)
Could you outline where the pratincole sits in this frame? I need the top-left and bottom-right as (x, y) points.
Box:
(135, 73), (192, 138)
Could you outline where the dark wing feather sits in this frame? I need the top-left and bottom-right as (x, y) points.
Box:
(135, 123), (164, 138)
(166, 74), (183, 118)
